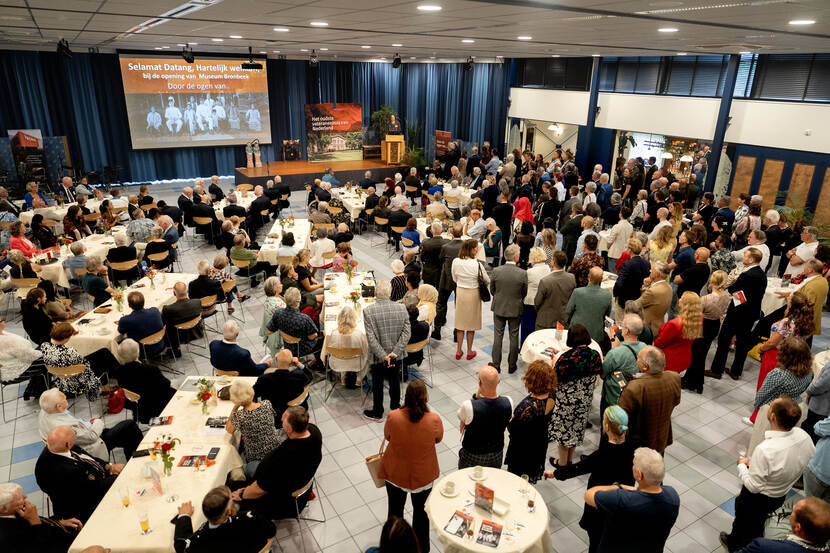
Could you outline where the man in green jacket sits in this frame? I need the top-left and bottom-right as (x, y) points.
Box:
(566, 266), (612, 352)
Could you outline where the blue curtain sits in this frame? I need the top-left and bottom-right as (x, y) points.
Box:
(0, 50), (512, 182)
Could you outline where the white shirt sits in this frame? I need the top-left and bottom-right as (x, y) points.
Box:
(553, 182), (566, 202)
(583, 193), (596, 209)
(309, 238), (336, 267)
(737, 428), (815, 497)
(606, 219), (634, 259)
(39, 409), (107, 460)
(734, 243), (770, 272)
(0, 331), (41, 381)
(649, 219), (672, 240)
(451, 257), (488, 289)
(785, 241), (818, 276)
(458, 395), (514, 425)
(390, 194), (408, 210)
(466, 218), (487, 241)
(525, 264), (552, 305)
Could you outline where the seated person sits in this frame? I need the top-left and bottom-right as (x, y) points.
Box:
(309, 202), (332, 225)
(231, 406), (322, 519)
(38, 388), (142, 459)
(174, 486), (275, 553)
(61, 241), (88, 280)
(401, 218), (421, 251)
(189, 260), (225, 301)
(403, 296), (429, 374)
(333, 223), (354, 247)
(330, 242), (352, 272)
(277, 232), (299, 258)
(143, 226), (173, 270)
(225, 380), (281, 478)
(35, 426), (123, 523)
(218, 220), (235, 254)
(254, 349), (313, 420)
(309, 227), (336, 274)
(126, 209), (154, 243)
(265, 288), (322, 358)
(81, 256), (113, 307)
(210, 320), (271, 376)
(229, 234), (266, 286)
(117, 291), (166, 357)
(210, 254), (249, 312)
(0, 482), (79, 553)
(322, 307), (367, 390)
(40, 323), (107, 402)
(106, 233), (140, 283)
(30, 214), (57, 248)
(161, 282), (203, 353)
(113, 339), (176, 424)
(9, 249), (57, 301)
(223, 193), (247, 220)
(9, 221), (38, 257)
(426, 191), (453, 219)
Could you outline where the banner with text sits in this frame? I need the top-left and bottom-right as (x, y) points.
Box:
(435, 130), (452, 157)
(304, 103), (363, 162)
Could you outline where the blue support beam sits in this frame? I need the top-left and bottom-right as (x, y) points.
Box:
(704, 54), (740, 193)
(576, 57), (601, 179)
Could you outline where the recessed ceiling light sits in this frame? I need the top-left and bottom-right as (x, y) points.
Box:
(658, 27), (678, 32)
(361, 45), (371, 49)
(410, 56), (416, 59)
(273, 50), (280, 53)
(259, 51), (266, 54)
(273, 27), (290, 32)
(676, 52), (687, 55)
(161, 46), (170, 49)
(310, 21), (328, 26)
(789, 19), (815, 25)
(320, 48), (328, 51)
(229, 35), (242, 39)
(177, 43), (186, 47)
(551, 54), (560, 57)
(430, 56), (436, 59)
(462, 39), (475, 43)
(154, 47), (162, 50)
(739, 50), (751, 54)
(496, 55), (503, 58)
(517, 36), (532, 40)
(417, 4), (442, 11)
(188, 42), (198, 45)
(300, 48), (309, 52)
(592, 53), (600, 57)
(392, 43), (402, 47)
(211, 38), (224, 42)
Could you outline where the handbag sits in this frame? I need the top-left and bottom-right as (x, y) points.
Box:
(365, 439), (387, 488)
(477, 263), (491, 302)
(106, 386), (125, 414)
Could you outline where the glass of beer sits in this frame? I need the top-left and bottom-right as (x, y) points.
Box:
(119, 487), (130, 508)
(138, 511), (151, 535)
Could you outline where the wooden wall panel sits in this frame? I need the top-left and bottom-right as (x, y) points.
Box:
(813, 168), (830, 228)
(730, 155), (756, 209)
(785, 163), (816, 210)
(756, 160), (785, 212)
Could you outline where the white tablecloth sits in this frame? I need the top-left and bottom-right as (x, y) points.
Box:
(520, 329), (603, 365)
(37, 230), (140, 289)
(441, 184), (473, 207)
(68, 375), (249, 553)
(425, 467), (553, 553)
(20, 200), (103, 226)
(67, 273), (197, 357)
(320, 272), (375, 337)
(258, 219), (312, 265)
(762, 277), (792, 316)
(213, 193), (256, 221)
(331, 189), (366, 221)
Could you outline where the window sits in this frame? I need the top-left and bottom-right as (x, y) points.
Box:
(752, 53), (830, 102)
(733, 54), (757, 97)
(635, 57), (660, 93)
(691, 56), (727, 96)
(666, 57), (695, 95)
(513, 58), (593, 91)
(805, 54), (830, 102)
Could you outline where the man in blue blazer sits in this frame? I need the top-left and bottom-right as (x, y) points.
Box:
(210, 319), (272, 376)
(736, 497), (830, 552)
(160, 215), (179, 261)
(117, 291), (166, 357)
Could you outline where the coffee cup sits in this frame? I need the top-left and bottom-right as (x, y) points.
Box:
(473, 465), (483, 479)
(443, 481), (455, 494)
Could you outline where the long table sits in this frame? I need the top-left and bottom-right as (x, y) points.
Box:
(68, 375), (250, 553)
(258, 219), (312, 265)
(68, 273), (197, 357)
(20, 199), (103, 226)
(213, 193), (256, 221)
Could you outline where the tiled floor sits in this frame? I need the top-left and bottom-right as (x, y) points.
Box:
(2, 184), (827, 553)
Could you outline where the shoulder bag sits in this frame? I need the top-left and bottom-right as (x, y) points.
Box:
(477, 262), (491, 302)
(365, 439), (387, 488)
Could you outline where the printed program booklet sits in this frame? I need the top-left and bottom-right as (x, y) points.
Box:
(476, 520), (503, 547)
(443, 510), (473, 537)
(148, 416), (173, 426)
(474, 483), (494, 513)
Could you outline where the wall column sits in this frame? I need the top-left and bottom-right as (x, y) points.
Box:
(704, 54), (740, 193)
(575, 57), (601, 178)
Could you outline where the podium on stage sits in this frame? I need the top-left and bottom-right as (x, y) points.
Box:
(381, 135), (405, 165)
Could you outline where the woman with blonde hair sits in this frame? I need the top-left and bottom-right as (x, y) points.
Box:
(654, 291), (702, 373)
(669, 201), (684, 238)
(505, 360), (557, 482)
(416, 284), (438, 325)
(451, 239), (489, 360)
(224, 379), (280, 478)
(540, 228), (557, 266)
(322, 305), (368, 389)
(649, 224), (676, 265)
(629, 189), (648, 229)
(685, 271), (731, 393)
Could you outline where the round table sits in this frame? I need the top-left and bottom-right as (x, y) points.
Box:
(425, 467), (553, 553)
(762, 277), (792, 316)
(520, 329), (603, 365)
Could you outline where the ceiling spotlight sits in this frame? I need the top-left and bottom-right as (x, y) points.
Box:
(517, 36), (532, 40)
(241, 46), (263, 70)
(300, 48), (309, 52)
(789, 19), (815, 25)
(417, 4), (442, 11)
(57, 38), (72, 59)
(392, 53), (402, 68)
(229, 35), (242, 39)
(392, 43), (402, 47)
(739, 51), (751, 54)
(361, 45), (371, 49)
(211, 38), (224, 42)
(658, 27), (678, 32)
(309, 49), (318, 67)
(410, 56), (416, 60)
(273, 27), (290, 32)
(177, 43), (186, 47)
(464, 55), (474, 71)
(551, 54), (560, 57)
(273, 50), (280, 53)
(462, 39), (475, 43)
(320, 48), (328, 51)
(592, 54), (600, 57)
(677, 52), (688, 56)
(310, 21), (328, 26)
(181, 45), (195, 63)
(188, 42), (198, 45)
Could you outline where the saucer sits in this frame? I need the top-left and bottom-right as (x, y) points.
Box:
(440, 486), (459, 498)
(468, 470), (488, 482)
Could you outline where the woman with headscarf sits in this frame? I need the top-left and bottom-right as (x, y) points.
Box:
(512, 196), (534, 228)
(30, 214), (57, 248)
(416, 284), (438, 327)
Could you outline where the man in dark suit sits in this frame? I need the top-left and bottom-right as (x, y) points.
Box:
(173, 486), (275, 553)
(160, 215), (180, 262)
(191, 194), (219, 244)
(210, 319), (270, 376)
(706, 247), (768, 380)
(189, 261), (225, 301)
(315, 182), (332, 204)
(34, 426), (123, 523)
(57, 176), (76, 203)
(162, 282), (203, 355)
(0, 482), (79, 553)
(333, 223), (353, 247)
(178, 187), (195, 226)
(469, 167), (485, 190)
(158, 200), (182, 226)
(466, 147), (481, 177)
(489, 244), (528, 373)
(222, 194), (247, 220)
(388, 203), (411, 252)
(0, 187), (20, 216)
(558, 186), (581, 231)
(358, 170), (374, 190)
(117, 291), (166, 357)
(254, 349), (313, 420)
(535, 251), (577, 330)
(358, 186), (380, 230)
(264, 179), (280, 217)
(420, 220), (449, 288)
(559, 204), (584, 265)
(208, 175), (224, 202)
(247, 186), (271, 234)
(433, 224), (464, 340)
(106, 233), (140, 282)
(275, 176), (291, 209)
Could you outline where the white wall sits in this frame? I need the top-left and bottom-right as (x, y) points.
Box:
(595, 94), (720, 141)
(507, 88), (590, 126)
(525, 120), (579, 157)
(726, 100), (830, 155)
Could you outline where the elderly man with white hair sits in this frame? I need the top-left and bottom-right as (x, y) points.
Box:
(499, 153), (516, 186)
(421, 220), (450, 288)
(247, 184), (272, 233)
(38, 388), (143, 459)
(469, 165), (485, 189)
(404, 166), (421, 205)
(390, 185), (408, 211)
(0, 481), (81, 551)
(359, 170), (374, 190)
(785, 225), (820, 276)
(210, 320), (271, 377)
(584, 447), (679, 553)
(178, 185), (195, 226)
(57, 176), (76, 203)
(208, 174), (224, 202)
(158, 214), (179, 259)
(114, 338), (176, 423)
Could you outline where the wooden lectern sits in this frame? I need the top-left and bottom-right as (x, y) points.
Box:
(381, 135), (405, 165)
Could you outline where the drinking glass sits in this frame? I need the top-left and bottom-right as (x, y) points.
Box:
(520, 474), (529, 496)
(527, 486), (537, 513)
(119, 486), (130, 508)
(138, 511), (151, 535)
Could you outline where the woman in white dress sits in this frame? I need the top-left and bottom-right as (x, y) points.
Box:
(451, 240), (489, 361)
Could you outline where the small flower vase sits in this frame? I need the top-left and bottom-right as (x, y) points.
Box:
(352, 301), (361, 313)
(115, 299), (123, 312)
(346, 272), (352, 285)
(161, 455), (173, 477)
(201, 401), (209, 415)
(149, 278), (155, 289)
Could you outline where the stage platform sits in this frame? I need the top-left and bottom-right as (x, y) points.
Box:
(234, 159), (407, 190)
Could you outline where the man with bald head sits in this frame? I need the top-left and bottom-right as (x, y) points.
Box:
(254, 348), (313, 420)
(674, 247), (711, 298)
(208, 174), (224, 202)
(35, 426), (123, 522)
(247, 184), (272, 233)
(457, 366), (513, 469)
(161, 281), (203, 355)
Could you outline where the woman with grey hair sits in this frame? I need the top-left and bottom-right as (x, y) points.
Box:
(483, 217), (502, 264)
(143, 226), (173, 269)
(225, 379), (281, 478)
(260, 276), (285, 356)
(583, 181), (597, 209)
(322, 305), (368, 389)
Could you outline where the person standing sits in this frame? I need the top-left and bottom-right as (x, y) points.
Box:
(420, 222), (448, 289)
(522, 248), (552, 344)
(706, 247), (767, 381)
(505, 361), (556, 482)
(431, 224), (463, 341)
(685, 271), (731, 394)
(720, 396), (815, 552)
(488, 244), (527, 374)
(653, 292), (702, 374)
(599, 314), (647, 418)
(363, 281), (411, 422)
(584, 448), (680, 553)
(534, 251), (576, 330)
(377, 380), (443, 553)
(451, 240), (489, 361)
(566, 267), (613, 352)
(613, 238), (650, 316)
(617, 347), (681, 454)
(636, 262), (674, 337)
(457, 366), (513, 469)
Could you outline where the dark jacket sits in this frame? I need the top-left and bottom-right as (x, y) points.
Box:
(209, 340), (267, 376)
(614, 255), (651, 307)
(560, 214), (584, 263)
(173, 510), (275, 553)
(178, 194), (194, 225)
(727, 265), (767, 319)
(421, 236), (449, 287)
(358, 178), (374, 189)
(162, 298), (202, 328)
(0, 515), (75, 553)
(188, 275), (224, 301)
(34, 445), (115, 522)
(253, 367), (313, 420)
(115, 360), (176, 423)
(106, 245), (137, 263)
(161, 204), (183, 225)
(438, 239), (464, 291)
(223, 204), (247, 220)
(117, 307), (165, 356)
(209, 183), (225, 202)
(248, 196), (272, 228)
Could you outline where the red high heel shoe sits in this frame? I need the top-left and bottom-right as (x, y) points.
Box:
(466, 351), (477, 361)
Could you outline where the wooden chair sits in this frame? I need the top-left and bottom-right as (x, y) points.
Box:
(357, 207), (374, 235)
(139, 326), (175, 372)
(289, 477), (326, 523)
(122, 387), (141, 423)
(46, 363), (102, 416)
(327, 206), (343, 217)
(370, 216), (389, 248)
(313, 250), (337, 276)
(405, 184), (419, 195)
(236, 184), (253, 192)
(112, 206), (127, 215)
(83, 213), (100, 223)
(323, 346), (365, 401)
(173, 314), (208, 361)
(213, 368), (239, 377)
(41, 220), (57, 228)
(389, 226), (406, 256)
(145, 250), (170, 268)
(405, 338), (433, 387)
(109, 259), (140, 285)
(230, 258), (264, 289)
(401, 236), (416, 249)
(200, 293), (223, 330)
(218, 280), (245, 322)
(192, 216), (215, 245)
(279, 331), (308, 359)
(312, 223), (335, 231)
(287, 383), (316, 422)
(277, 255), (294, 265)
(0, 221), (13, 231)
(1, 362), (48, 422)
(140, 203), (158, 212)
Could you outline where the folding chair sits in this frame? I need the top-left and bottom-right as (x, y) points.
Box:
(370, 217), (389, 249)
(122, 387), (141, 423)
(230, 258), (265, 289)
(219, 280), (245, 323)
(140, 203), (158, 213)
(145, 250), (170, 270)
(139, 326), (178, 373)
(8, 277), (41, 319)
(46, 364), (104, 417)
(236, 184), (253, 192)
(83, 213), (100, 226)
(213, 368), (239, 377)
(1, 362), (48, 422)
(192, 216), (215, 246)
(389, 226), (406, 256)
(287, 383), (316, 422)
(405, 338), (433, 387)
(173, 314), (209, 361)
(323, 346), (364, 401)
(109, 259), (140, 286)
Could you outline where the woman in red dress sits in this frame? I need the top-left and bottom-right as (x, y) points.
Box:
(654, 291), (703, 373)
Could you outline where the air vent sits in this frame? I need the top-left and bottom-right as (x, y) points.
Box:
(691, 42), (769, 52)
(116, 0), (223, 39)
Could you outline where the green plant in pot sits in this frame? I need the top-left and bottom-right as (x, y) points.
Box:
(370, 105), (399, 141)
(404, 120), (427, 168)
